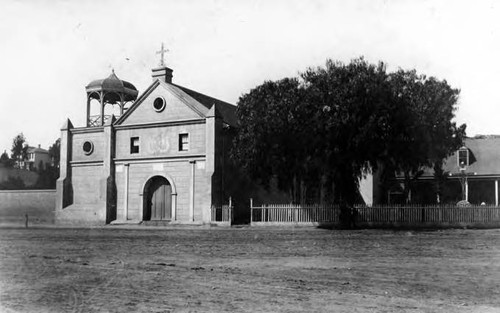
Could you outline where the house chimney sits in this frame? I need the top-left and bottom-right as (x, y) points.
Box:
(38, 144), (41, 148)
(152, 66), (173, 84)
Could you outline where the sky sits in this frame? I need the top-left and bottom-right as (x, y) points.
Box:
(0, 0), (499, 153)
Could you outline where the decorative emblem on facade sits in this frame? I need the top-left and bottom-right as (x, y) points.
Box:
(147, 133), (170, 154)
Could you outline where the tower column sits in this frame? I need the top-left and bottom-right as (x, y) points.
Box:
(119, 94), (125, 116)
(86, 96), (91, 127)
(100, 91), (105, 126)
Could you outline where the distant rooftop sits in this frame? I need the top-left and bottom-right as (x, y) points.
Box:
(27, 145), (48, 154)
(472, 134), (500, 139)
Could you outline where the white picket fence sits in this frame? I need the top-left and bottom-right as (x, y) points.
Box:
(250, 203), (339, 225)
(355, 204), (500, 225)
(210, 198), (233, 225)
(250, 200), (500, 227)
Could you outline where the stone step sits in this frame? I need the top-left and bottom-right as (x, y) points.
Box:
(140, 220), (172, 226)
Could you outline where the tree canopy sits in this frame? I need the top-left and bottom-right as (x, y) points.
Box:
(232, 78), (311, 202)
(0, 151), (9, 162)
(0, 150), (13, 168)
(48, 138), (61, 169)
(232, 58), (466, 204)
(11, 133), (28, 162)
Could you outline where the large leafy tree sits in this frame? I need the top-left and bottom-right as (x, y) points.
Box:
(233, 58), (465, 205)
(301, 58), (393, 204)
(384, 70), (465, 201)
(232, 78), (311, 203)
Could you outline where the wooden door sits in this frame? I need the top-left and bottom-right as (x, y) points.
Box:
(148, 177), (172, 220)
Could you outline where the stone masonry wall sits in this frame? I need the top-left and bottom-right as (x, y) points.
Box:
(0, 190), (55, 224)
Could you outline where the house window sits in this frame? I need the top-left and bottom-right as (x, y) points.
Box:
(179, 134), (189, 151)
(458, 147), (469, 168)
(130, 137), (140, 154)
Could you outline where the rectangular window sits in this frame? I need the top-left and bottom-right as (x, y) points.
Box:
(458, 148), (468, 167)
(179, 134), (189, 151)
(130, 137), (140, 154)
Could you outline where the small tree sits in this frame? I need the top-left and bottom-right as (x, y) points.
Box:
(11, 133), (28, 166)
(48, 138), (60, 168)
(0, 150), (8, 162)
(0, 150), (14, 168)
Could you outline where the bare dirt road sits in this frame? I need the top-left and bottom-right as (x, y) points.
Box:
(0, 226), (499, 312)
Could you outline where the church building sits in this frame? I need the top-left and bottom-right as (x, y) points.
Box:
(56, 58), (236, 225)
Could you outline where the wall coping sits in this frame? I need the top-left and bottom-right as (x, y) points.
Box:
(0, 189), (56, 194)
(114, 118), (206, 130)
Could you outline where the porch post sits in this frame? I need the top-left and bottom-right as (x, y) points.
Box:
(465, 180), (469, 202)
(495, 179), (498, 206)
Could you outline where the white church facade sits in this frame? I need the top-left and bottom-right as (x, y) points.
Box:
(56, 62), (236, 225)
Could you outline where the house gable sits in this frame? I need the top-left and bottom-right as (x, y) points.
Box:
(116, 80), (210, 126)
(442, 137), (500, 177)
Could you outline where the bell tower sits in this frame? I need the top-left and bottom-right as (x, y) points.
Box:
(85, 70), (139, 127)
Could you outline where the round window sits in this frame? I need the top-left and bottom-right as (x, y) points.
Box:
(153, 97), (166, 112)
(83, 141), (94, 155)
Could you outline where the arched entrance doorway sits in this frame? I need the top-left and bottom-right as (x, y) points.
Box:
(143, 176), (172, 221)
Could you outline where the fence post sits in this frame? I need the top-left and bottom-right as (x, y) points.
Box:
(250, 198), (253, 224)
(264, 204), (267, 222)
(229, 197), (233, 224)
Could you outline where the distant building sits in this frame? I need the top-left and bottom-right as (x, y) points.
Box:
(379, 136), (500, 205)
(16, 145), (51, 171)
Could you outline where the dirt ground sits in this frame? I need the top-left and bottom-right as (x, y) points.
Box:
(0, 226), (499, 313)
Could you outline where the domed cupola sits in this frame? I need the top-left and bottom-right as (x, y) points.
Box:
(85, 70), (138, 127)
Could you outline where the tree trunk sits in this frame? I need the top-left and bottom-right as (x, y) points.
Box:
(403, 171), (411, 204)
(292, 175), (298, 204)
(319, 174), (327, 205)
(300, 179), (306, 204)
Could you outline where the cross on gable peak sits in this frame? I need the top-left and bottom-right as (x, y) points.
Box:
(156, 43), (170, 67)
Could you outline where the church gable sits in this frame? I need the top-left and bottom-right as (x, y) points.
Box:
(116, 80), (210, 126)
